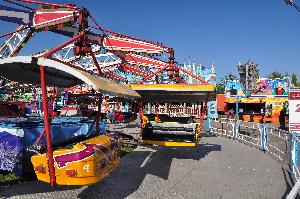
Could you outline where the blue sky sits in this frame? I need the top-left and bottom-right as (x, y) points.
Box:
(1, 0), (300, 82)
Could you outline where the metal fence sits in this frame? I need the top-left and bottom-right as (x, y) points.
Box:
(210, 118), (299, 199)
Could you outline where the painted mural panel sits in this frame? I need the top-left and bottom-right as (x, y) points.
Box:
(181, 63), (216, 85)
(199, 64), (216, 85)
(225, 80), (245, 97)
(252, 77), (289, 96)
(225, 77), (289, 97)
(207, 101), (218, 119)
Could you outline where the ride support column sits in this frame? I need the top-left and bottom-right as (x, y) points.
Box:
(96, 93), (102, 134)
(39, 64), (56, 187)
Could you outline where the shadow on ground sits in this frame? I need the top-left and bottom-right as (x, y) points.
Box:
(77, 142), (221, 199)
(0, 141), (220, 198)
(0, 181), (82, 198)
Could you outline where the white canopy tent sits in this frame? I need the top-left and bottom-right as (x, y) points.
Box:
(0, 56), (140, 99)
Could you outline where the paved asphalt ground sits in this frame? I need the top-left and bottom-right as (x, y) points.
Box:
(0, 123), (292, 199)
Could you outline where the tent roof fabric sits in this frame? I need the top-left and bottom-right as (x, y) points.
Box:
(129, 84), (215, 92)
(0, 56), (140, 99)
(129, 84), (216, 103)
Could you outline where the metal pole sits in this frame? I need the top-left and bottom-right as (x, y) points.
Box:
(245, 63), (248, 96)
(39, 64), (56, 186)
(38, 88), (41, 116)
(96, 94), (102, 134)
(234, 95), (239, 139)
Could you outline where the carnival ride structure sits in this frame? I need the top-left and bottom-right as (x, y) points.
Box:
(130, 84), (215, 147)
(0, 0), (215, 186)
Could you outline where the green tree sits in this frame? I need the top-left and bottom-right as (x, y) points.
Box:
(291, 73), (299, 87)
(222, 73), (237, 82)
(217, 73), (238, 94)
(267, 71), (284, 79)
(284, 72), (289, 77)
(216, 83), (225, 94)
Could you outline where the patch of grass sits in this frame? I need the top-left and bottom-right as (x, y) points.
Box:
(0, 171), (35, 187)
(0, 172), (24, 187)
(121, 145), (135, 157)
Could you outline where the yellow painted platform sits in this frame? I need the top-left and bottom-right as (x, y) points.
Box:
(143, 140), (197, 147)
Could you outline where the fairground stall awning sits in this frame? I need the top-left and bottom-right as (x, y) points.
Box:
(0, 56), (140, 99)
(129, 84), (215, 103)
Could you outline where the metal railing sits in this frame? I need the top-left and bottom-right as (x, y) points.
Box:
(211, 118), (299, 199)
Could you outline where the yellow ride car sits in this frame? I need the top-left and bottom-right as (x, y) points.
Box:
(31, 134), (121, 185)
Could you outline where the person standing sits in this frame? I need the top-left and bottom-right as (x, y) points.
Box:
(229, 108), (234, 119)
(279, 108), (286, 130)
(108, 108), (115, 124)
(260, 108), (265, 124)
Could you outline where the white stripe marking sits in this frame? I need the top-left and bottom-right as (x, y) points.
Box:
(140, 151), (154, 168)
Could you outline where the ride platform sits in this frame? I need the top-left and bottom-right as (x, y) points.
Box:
(129, 84), (215, 103)
(130, 84), (215, 147)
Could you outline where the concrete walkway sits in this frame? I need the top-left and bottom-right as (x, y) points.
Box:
(0, 135), (291, 199)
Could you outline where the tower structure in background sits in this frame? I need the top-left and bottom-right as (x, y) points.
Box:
(182, 58), (216, 84)
(237, 60), (259, 95)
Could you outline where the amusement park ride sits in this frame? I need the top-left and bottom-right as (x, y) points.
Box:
(0, 0), (214, 186)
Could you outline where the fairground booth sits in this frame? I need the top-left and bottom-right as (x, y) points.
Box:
(223, 77), (289, 124)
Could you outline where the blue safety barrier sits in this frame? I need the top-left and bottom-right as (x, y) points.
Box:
(259, 124), (269, 151)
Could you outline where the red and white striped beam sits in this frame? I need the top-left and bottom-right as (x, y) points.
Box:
(121, 64), (152, 77)
(103, 35), (169, 54)
(33, 7), (78, 29)
(125, 53), (168, 69)
(103, 71), (125, 82)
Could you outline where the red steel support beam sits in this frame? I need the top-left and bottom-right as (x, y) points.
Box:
(39, 64), (56, 187)
(17, 0), (76, 9)
(121, 64), (152, 77)
(4, 0), (34, 10)
(41, 32), (84, 58)
(103, 71), (125, 82)
(91, 52), (102, 76)
(89, 25), (169, 51)
(0, 26), (29, 39)
(139, 64), (169, 84)
(36, 33), (86, 186)
(34, 128), (45, 149)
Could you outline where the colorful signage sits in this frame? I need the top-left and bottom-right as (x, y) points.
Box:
(252, 77), (289, 96)
(225, 80), (245, 97)
(289, 87), (300, 132)
(225, 77), (290, 97)
(207, 101), (218, 119)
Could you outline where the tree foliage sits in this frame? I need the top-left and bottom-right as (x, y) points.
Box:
(291, 73), (299, 87)
(266, 71), (284, 79)
(217, 73), (238, 94)
(220, 73), (237, 83)
(216, 83), (225, 94)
